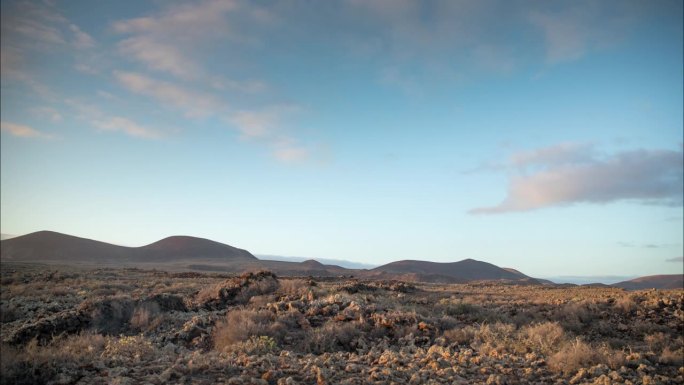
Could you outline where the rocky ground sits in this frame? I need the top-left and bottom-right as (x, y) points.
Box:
(1, 263), (683, 385)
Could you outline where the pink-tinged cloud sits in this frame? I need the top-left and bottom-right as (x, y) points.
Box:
(1, 121), (53, 139)
(114, 71), (222, 118)
(93, 117), (162, 139)
(470, 145), (683, 214)
(112, 0), (238, 79)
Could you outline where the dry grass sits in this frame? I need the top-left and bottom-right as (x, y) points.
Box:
(0, 332), (105, 385)
(522, 321), (565, 355)
(130, 302), (162, 331)
(548, 338), (605, 374)
(299, 322), (361, 354)
(213, 309), (285, 350)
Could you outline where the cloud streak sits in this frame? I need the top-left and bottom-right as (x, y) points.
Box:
(666, 257), (683, 263)
(112, 0), (238, 79)
(114, 71), (310, 162)
(1, 121), (53, 139)
(114, 71), (223, 118)
(93, 117), (162, 139)
(470, 144), (683, 214)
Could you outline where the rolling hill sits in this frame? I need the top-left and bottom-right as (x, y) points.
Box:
(368, 258), (537, 283)
(0, 231), (130, 262)
(138, 235), (256, 261)
(11, 231), (676, 288)
(612, 275), (684, 290)
(0, 231), (256, 264)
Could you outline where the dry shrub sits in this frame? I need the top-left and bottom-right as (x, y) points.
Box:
(548, 338), (604, 374)
(473, 322), (519, 356)
(278, 279), (311, 297)
(0, 332), (105, 385)
(235, 277), (279, 304)
(299, 322), (360, 354)
(101, 334), (156, 364)
(600, 345), (626, 369)
(248, 294), (275, 308)
(435, 315), (459, 331)
(659, 347), (684, 366)
(0, 304), (21, 323)
(440, 300), (481, 317)
(644, 332), (667, 352)
(556, 302), (595, 333)
(614, 295), (637, 314)
(522, 322), (565, 355)
(130, 302), (161, 331)
(392, 324), (420, 340)
(227, 336), (279, 355)
(213, 309), (284, 351)
(443, 325), (478, 346)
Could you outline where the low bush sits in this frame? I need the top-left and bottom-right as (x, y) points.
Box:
(0, 332), (105, 385)
(101, 334), (156, 364)
(522, 321), (565, 355)
(213, 309), (285, 351)
(548, 338), (604, 374)
(130, 302), (161, 332)
(298, 321), (361, 354)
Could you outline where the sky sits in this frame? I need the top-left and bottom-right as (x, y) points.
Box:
(1, 0), (682, 278)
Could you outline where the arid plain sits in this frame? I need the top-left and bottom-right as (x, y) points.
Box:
(1, 262), (683, 385)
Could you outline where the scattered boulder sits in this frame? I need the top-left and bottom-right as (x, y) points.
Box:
(196, 271), (279, 310)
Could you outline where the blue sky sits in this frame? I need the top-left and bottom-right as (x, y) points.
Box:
(1, 0), (682, 277)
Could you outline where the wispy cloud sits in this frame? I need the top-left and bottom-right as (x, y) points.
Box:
(510, 142), (596, 169)
(30, 107), (63, 122)
(272, 138), (310, 163)
(229, 105), (300, 139)
(65, 99), (165, 140)
(0, 1), (96, 98)
(93, 116), (162, 139)
(114, 70), (310, 161)
(470, 144), (683, 214)
(666, 257), (683, 263)
(114, 71), (223, 118)
(69, 24), (95, 49)
(528, 2), (632, 64)
(112, 0), (238, 79)
(1, 2), (95, 50)
(229, 106), (311, 163)
(1, 121), (53, 139)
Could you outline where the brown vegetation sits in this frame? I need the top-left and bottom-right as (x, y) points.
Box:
(1, 263), (683, 384)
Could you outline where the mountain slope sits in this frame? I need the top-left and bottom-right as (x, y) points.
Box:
(0, 231), (130, 262)
(612, 275), (683, 290)
(0, 231), (256, 263)
(138, 235), (256, 261)
(370, 258), (527, 282)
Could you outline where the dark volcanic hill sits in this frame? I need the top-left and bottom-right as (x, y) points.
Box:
(3, 231), (551, 284)
(138, 236), (256, 261)
(0, 231), (256, 264)
(612, 274), (684, 290)
(369, 258), (531, 283)
(0, 231), (130, 262)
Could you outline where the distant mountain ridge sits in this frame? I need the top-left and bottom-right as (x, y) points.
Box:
(1, 231), (680, 288)
(369, 259), (532, 283)
(612, 275), (683, 290)
(0, 231), (256, 263)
